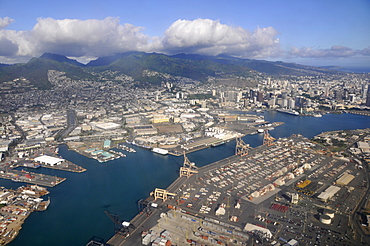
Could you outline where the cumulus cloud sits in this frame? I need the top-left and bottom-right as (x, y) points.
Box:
(0, 17), (284, 62)
(0, 17), (14, 29)
(0, 16), (368, 64)
(31, 17), (149, 57)
(0, 17), (153, 63)
(289, 45), (357, 58)
(159, 19), (281, 58)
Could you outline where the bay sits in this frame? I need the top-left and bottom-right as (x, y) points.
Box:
(4, 112), (370, 246)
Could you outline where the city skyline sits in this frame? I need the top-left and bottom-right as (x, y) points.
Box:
(0, 0), (369, 68)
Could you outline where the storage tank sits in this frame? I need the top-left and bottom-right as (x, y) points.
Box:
(324, 209), (335, 219)
(251, 191), (260, 198)
(286, 172), (295, 179)
(274, 178), (285, 186)
(320, 215), (331, 224)
(303, 163), (311, 170)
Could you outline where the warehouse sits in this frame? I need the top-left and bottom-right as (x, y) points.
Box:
(336, 172), (355, 186)
(34, 155), (65, 166)
(244, 223), (272, 239)
(317, 185), (341, 202)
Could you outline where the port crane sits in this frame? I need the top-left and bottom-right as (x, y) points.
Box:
(138, 199), (152, 216)
(263, 129), (275, 146)
(235, 137), (250, 156)
(151, 188), (176, 202)
(179, 152), (198, 178)
(104, 211), (136, 237)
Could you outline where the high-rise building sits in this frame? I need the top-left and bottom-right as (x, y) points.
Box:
(257, 91), (264, 102)
(366, 85), (370, 107)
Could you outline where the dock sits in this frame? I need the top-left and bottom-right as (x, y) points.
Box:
(106, 133), (362, 246)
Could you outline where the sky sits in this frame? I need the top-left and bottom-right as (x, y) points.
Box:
(0, 0), (369, 67)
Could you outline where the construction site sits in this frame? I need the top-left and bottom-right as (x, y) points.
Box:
(105, 130), (367, 246)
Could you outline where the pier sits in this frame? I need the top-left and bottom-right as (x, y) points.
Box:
(106, 133), (364, 246)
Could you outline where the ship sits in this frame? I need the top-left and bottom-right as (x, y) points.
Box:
(152, 148), (169, 155)
(211, 141), (225, 147)
(23, 162), (41, 169)
(276, 108), (299, 116)
(129, 141), (152, 150)
(37, 197), (50, 211)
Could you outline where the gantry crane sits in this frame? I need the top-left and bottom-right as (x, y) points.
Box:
(235, 137), (251, 156)
(263, 129), (275, 146)
(179, 152), (198, 178)
(151, 188), (176, 202)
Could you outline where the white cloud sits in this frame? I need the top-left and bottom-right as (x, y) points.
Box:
(0, 17), (14, 29)
(31, 17), (149, 57)
(159, 19), (281, 58)
(0, 17), (150, 61)
(0, 17), (368, 65)
(289, 46), (357, 58)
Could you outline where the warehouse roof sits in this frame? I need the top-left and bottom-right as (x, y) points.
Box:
(34, 155), (64, 166)
(318, 185), (341, 201)
(336, 172), (355, 186)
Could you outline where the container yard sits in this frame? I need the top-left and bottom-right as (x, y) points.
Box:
(108, 134), (367, 246)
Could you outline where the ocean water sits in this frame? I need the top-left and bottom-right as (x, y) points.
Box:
(4, 112), (370, 246)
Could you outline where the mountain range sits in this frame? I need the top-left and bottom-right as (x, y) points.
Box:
(0, 52), (344, 89)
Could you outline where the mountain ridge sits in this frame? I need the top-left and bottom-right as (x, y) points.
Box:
(0, 52), (346, 89)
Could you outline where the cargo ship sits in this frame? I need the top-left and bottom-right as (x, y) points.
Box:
(276, 108), (299, 116)
(152, 148), (169, 155)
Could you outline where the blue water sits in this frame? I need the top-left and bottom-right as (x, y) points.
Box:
(4, 112), (370, 246)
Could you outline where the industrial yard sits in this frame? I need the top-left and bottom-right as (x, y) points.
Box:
(108, 133), (369, 246)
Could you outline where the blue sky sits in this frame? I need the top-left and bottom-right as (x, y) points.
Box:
(0, 0), (369, 67)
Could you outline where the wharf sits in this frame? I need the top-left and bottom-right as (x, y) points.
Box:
(106, 133), (363, 246)
(168, 121), (284, 156)
(0, 149), (84, 187)
(0, 169), (66, 187)
(39, 160), (86, 173)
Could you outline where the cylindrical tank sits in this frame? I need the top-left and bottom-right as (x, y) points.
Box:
(320, 214), (331, 224)
(324, 209), (335, 219)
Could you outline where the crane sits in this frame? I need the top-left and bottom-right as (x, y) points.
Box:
(104, 211), (136, 237)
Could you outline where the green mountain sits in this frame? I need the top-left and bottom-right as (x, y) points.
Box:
(40, 53), (85, 67)
(170, 53), (341, 76)
(0, 52), (344, 89)
(0, 54), (92, 89)
(88, 52), (253, 84)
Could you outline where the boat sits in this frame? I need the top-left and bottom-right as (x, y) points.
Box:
(152, 148), (168, 155)
(211, 141), (225, 147)
(313, 114), (322, 117)
(37, 197), (50, 211)
(276, 108), (299, 116)
(23, 163), (41, 169)
(130, 141), (152, 150)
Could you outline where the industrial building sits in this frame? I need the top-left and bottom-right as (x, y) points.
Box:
(317, 185), (341, 202)
(336, 171), (355, 186)
(34, 155), (65, 166)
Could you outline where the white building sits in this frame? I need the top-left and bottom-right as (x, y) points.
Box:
(34, 155), (65, 166)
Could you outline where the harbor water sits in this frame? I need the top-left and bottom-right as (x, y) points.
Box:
(4, 112), (370, 246)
